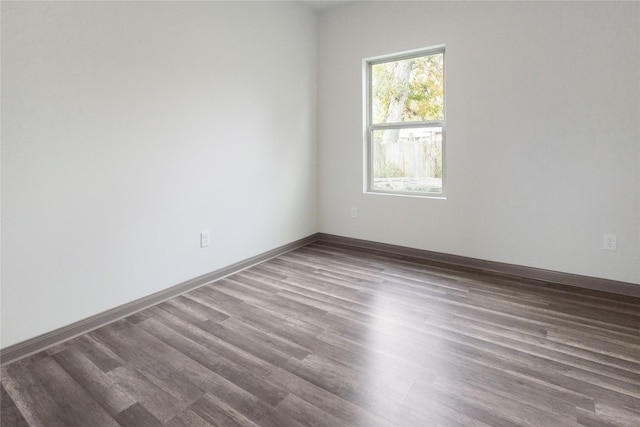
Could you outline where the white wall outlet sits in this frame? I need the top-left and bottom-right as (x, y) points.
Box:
(351, 207), (357, 219)
(603, 233), (616, 251)
(200, 230), (211, 248)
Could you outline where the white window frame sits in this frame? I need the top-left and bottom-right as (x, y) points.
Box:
(363, 45), (446, 198)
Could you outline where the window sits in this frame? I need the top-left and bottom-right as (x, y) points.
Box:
(364, 46), (445, 196)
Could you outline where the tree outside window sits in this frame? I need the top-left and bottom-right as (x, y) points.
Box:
(366, 47), (445, 196)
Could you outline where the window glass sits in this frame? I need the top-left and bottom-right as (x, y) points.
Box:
(366, 47), (445, 196)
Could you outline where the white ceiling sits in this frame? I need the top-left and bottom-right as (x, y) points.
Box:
(298, 0), (351, 11)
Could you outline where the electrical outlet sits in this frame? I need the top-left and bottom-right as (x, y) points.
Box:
(603, 233), (616, 251)
(201, 230), (211, 248)
(351, 207), (357, 219)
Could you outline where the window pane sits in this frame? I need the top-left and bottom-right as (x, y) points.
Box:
(372, 127), (442, 194)
(372, 52), (444, 124)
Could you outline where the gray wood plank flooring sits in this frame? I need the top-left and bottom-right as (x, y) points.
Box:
(2, 242), (639, 426)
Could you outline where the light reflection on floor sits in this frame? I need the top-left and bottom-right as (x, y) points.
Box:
(359, 283), (442, 420)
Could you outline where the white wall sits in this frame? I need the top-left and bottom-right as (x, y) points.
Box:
(1, 1), (318, 348)
(318, 1), (640, 285)
(2, 0), (639, 350)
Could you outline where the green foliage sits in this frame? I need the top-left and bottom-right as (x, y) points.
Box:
(375, 163), (404, 178)
(432, 143), (443, 178)
(372, 53), (444, 124)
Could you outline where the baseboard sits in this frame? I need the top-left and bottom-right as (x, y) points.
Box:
(316, 233), (640, 299)
(4, 232), (637, 366)
(0, 233), (320, 366)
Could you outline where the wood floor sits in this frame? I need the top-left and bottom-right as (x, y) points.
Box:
(2, 242), (639, 427)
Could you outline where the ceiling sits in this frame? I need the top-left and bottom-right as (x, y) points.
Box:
(298, 0), (351, 11)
